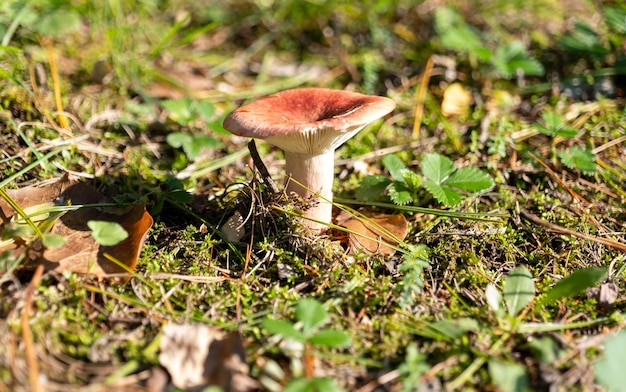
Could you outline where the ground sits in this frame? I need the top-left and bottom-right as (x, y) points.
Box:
(1, 0), (626, 391)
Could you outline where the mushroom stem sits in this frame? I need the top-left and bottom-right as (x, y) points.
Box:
(284, 150), (335, 232)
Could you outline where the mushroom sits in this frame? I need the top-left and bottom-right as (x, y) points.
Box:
(223, 87), (395, 232)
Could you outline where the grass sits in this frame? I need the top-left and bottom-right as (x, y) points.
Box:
(1, 0), (626, 391)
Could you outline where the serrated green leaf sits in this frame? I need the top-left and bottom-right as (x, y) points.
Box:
(541, 111), (564, 130)
(502, 265), (534, 317)
(535, 111), (578, 138)
(87, 221), (128, 246)
(308, 329), (351, 348)
(355, 175), (392, 202)
(559, 146), (596, 174)
(261, 318), (305, 342)
(492, 41), (544, 77)
(543, 267), (607, 304)
(388, 183), (414, 205)
(423, 180), (461, 206)
(296, 299), (328, 334)
(401, 170), (422, 191)
(594, 330), (626, 391)
(382, 154), (408, 182)
(421, 153), (455, 184)
(445, 167), (494, 192)
(434, 7), (489, 59)
(488, 359), (529, 392)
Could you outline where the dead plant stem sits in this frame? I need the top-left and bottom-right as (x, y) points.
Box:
(22, 265), (44, 392)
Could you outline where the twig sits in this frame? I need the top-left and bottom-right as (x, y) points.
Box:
(22, 265), (45, 392)
(521, 210), (626, 252)
(247, 139), (279, 194)
(528, 151), (590, 207)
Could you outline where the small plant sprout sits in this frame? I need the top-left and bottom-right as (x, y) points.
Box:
(261, 298), (350, 390)
(223, 87), (395, 232)
(485, 265), (535, 324)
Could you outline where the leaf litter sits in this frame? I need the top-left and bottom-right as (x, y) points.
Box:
(0, 175), (153, 279)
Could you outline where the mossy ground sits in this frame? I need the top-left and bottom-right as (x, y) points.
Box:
(1, 0), (626, 391)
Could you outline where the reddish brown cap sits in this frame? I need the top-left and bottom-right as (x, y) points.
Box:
(223, 88), (395, 155)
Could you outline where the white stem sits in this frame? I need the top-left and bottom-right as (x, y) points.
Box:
(284, 150), (335, 232)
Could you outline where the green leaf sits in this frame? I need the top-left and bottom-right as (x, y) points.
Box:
(555, 126), (579, 138)
(166, 133), (217, 161)
(87, 221), (129, 246)
(485, 283), (503, 318)
(559, 146), (596, 174)
(284, 377), (343, 392)
(594, 330), (626, 391)
(42, 233), (65, 249)
(488, 359), (530, 392)
(534, 111), (578, 138)
(295, 299), (328, 334)
(161, 98), (195, 124)
(559, 22), (609, 58)
(422, 180), (461, 206)
(445, 167), (494, 192)
(355, 175), (392, 202)
(398, 344), (430, 392)
(401, 170), (422, 191)
(388, 182), (414, 205)
(196, 100), (216, 121)
(422, 318), (480, 341)
(382, 154), (408, 182)
(261, 318), (305, 342)
(434, 7), (489, 60)
(164, 178), (193, 203)
(491, 41), (544, 78)
(166, 132), (192, 149)
(36, 8), (81, 37)
(543, 267), (607, 304)
(421, 153), (456, 184)
(502, 265), (534, 317)
(605, 6), (626, 34)
(308, 329), (351, 348)
(528, 336), (560, 364)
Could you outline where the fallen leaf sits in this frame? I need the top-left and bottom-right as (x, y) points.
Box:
(334, 213), (408, 255)
(0, 175), (153, 279)
(158, 323), (258, 392)
(441, 82), (472, 117)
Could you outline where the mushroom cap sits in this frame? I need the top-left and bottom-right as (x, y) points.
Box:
(223, 88), (396, 155)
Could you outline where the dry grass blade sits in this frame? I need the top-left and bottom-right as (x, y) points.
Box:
(412, 56), (434, 139)
(521, 210), (626, 252)
(21, 265), (44, 392)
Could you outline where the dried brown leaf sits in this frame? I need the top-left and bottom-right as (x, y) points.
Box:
(0, 175), (153, 279)
(159, 324), (258, 392)
(337, 213), (408, 255)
